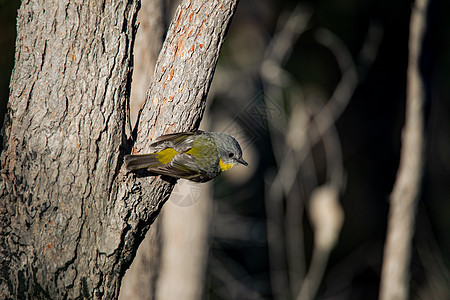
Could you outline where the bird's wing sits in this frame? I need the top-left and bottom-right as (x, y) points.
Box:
(150, 131), (202, 151)
(147, 152), (202, 180)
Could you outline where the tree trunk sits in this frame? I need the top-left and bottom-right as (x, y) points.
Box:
(0, 0), (238, 298)
(156, 182), (212, 300)
(119, 0), (165, 298)
(128, 0), (166, 128)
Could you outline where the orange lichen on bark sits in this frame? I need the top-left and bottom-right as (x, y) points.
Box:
(43, 242), (53, 254)
(175, 37), (185, 57)
(197, 19), (206, 38)
(165, 124), (175, 134)
(175, 9), (183, 29)
(150, 128), (156, 141)
(70, 44), (75, 61)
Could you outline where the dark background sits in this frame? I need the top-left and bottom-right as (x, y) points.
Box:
(1, 0), (449, 299)
(207, 0), (449, 299)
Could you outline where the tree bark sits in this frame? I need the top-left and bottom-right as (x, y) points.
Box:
(128, 0), (166, 128)
(119, 0), (165, 298)
(0, 0), (238, 298)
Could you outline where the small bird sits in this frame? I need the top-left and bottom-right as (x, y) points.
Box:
(124, 131), (248, 182)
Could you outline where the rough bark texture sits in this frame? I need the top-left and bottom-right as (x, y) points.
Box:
(119, 0), (165, 298)
(128, 0), (165, 128)
(133, 0), (238, 145)
(0, 0), (238, 298)
(119, 219), (162, 300)
(0, 1), (139, 298)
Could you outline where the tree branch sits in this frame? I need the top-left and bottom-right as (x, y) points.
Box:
(115, 0), (238, 294)
(0, 0), (238, 298)
(379, 0), (429, 299)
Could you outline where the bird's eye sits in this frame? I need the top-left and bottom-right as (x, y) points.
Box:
(228, 153), (234, 158)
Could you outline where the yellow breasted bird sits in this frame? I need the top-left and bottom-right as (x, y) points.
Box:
(124, 131), (248, 182)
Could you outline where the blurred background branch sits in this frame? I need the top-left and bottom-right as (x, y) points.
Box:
(379, 0), (429, 299)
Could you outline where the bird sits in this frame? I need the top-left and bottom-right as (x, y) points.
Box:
(124, 130), (248, 182)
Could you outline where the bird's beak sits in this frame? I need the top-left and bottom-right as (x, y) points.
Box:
(236, 158), (249, 166)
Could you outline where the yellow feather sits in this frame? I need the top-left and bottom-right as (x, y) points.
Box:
(156, 148), (178, 164)
(186, 147), (199, 156)
(219, 158), (234, 172)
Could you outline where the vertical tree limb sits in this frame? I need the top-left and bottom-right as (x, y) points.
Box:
(119, 1), (165, 298)
(379, 0), (429, 299)
(0, 0), (238, 298)
(128, 0), (166, 129)
(114, 0), (238, 270)
(156, 184), (212, 300)
(0, 1), (140, 298)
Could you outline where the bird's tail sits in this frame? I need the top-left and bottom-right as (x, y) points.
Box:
(124, 154), (161, 171)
